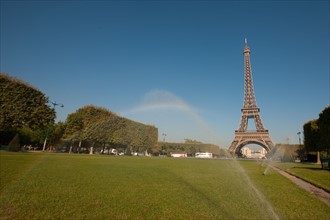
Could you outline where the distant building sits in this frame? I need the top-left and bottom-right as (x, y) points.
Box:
(241, 147), (266, 159)
(252, 148), (267, 159)
(241, 147), (252, 158)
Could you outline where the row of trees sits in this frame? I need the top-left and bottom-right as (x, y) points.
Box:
(159, 139), (224, 157)
(0, 73), (158, 153)
(62, 105), (158, 154)
(303, 106), (330, 157)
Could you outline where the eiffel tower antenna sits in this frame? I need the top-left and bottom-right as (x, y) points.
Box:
(229, 40), (274, 155)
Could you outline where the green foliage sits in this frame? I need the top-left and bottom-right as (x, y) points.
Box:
(0, 73), (55, 145)
(48, 122), (66, 147)
(1, 74), (157, 151)
(83, 116), (158, 150)
(19, 126), (35, 145)
(63, 105), (158, 152)
(184, 138), (202, 144)
(18, 126), (51, 146)
(303, 106), (330, 156)
(317, 106), (330, 155)
(63, 105), (117, 139)
(64, 113), (84, 137)
(303, 119), (320, 153)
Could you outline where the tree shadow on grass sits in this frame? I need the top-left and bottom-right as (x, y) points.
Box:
(292, 167), (327, 171)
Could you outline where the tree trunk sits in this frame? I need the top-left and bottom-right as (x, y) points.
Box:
(101, 144), (105, 154)
(78, 140), (82, 154)
(89, 146), (94, 155)
(317, 151), (321, 164)
(42, 137), (47, 151)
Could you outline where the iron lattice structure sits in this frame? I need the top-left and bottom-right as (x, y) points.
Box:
(229, 40), (274, 154)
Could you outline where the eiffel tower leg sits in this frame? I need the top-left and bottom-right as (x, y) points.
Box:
(254, 114), (265, 131)
(238, 115), (248, 132)
(229, 140), (238, 153)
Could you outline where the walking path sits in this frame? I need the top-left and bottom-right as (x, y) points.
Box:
(272, 166), (330, 206)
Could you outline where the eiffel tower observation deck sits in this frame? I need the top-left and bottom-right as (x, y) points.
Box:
(229, 39), (274, 155)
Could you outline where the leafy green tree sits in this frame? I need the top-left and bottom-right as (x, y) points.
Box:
(303, 106), (330, 157)
(303, 119), (320, 153)
(63, 105), (117, 140)
(0, 73), (55, 145)
(317, 106), (330, 155)
(83, 118), (114, 148)
(64, 114), (84, 137)
(19, 126), (45, 146)
(64, 105), (159, 154)
(48, 122), (66, 150)
(77, 107), (158, 154)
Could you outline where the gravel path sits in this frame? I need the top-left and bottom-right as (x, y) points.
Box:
(272, 166), (330, 206)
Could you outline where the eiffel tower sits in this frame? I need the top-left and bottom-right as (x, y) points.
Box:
(229, 39), (274, 155)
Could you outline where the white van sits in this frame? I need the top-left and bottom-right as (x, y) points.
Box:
(195, 152), (212, 158)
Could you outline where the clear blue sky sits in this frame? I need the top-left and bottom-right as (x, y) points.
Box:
(1, 0), (329, 148)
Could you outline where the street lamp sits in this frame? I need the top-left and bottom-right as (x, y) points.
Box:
(297, 132), (301, 145)
(42, 101), (64, 151)
(162, 133), (167, 142)
(51, 101), (64, 109)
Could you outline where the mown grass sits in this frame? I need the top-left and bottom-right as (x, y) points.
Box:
(275, 162), (330, 192)
(0, 152), (329, 219)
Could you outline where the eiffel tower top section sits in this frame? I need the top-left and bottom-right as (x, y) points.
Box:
(242, 39), (258, 110)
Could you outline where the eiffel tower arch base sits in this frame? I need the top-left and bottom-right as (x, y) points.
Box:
(229, 131), (274, 156)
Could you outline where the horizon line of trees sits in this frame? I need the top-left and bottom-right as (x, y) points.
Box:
(1, 73), (158, 153)
(158, 141), (223, 157)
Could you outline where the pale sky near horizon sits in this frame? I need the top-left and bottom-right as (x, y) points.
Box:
(1, 0), (329, 148)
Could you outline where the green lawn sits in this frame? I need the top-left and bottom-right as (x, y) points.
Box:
(275, 162), (330, 192)
(0, 152), (329, 219)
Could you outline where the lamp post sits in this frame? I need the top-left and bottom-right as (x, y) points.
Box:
(42, 101), (64, 151)
(162, 133), (167, 142)
(51, 101), (64, 109)
(297, 132), (301, 145)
